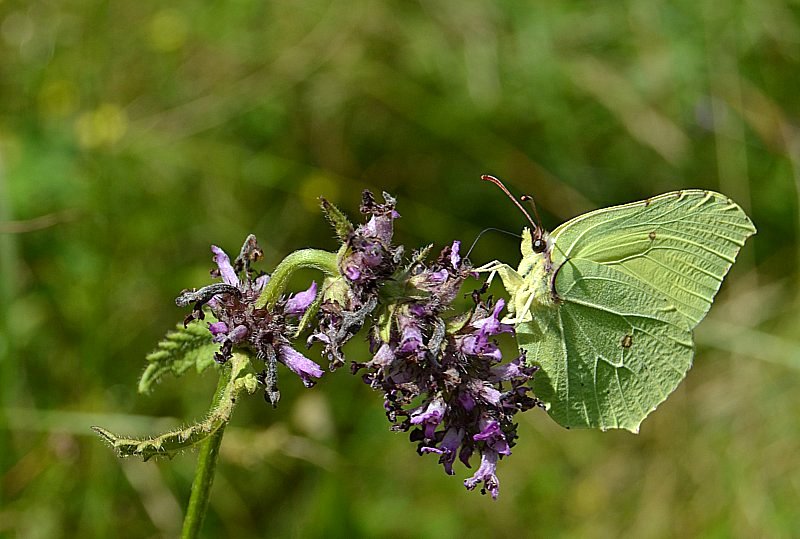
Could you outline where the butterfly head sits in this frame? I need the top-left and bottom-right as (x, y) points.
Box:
(520, 227), (551, 260)
(531, 227), (547, 254)
(480, 174), (550, 255)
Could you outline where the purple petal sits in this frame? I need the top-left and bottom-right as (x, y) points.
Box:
(458, 334), (502, 361)
(344, 265), (361, 281)
(408, 303), (427, 317)
(359, 246), (383, 268)
(450, 240), (461, 269)
(285, 281), (318, 316)
(208, 321), (228, 337)
(474, 419), (502, 442)
(420, 426), (464, 475)
(426, 269), (449, 284)
(464, 449), (500, 499)
(368, 343), (395, 368)
(410, 397), (446, 439)
(478, 384), (502, 405)
(254, 274), (270, 293)
(398, 314), (424, 354)
(364, 213), (397, 243)
(228, 324), (249, 344)
(490, 361), (525, 382)
(472, 298), (514, 336)
(399, 329), (423, 353)
(458, 390), (476, 412)
(438, 427), (464, 475)
(211, 245), (239, 287)
(277, 344), (324, 387)
(473, 418), (511, 455)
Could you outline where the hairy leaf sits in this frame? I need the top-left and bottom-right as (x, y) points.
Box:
(319, 197), (354, 242)
(138, 319), (218, 394)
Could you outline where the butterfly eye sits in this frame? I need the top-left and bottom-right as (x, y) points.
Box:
(532, 238), (546, 253)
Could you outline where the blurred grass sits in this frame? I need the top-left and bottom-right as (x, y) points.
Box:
(1, 0), (799, 537)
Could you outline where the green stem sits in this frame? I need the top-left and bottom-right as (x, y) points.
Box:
(180, 366), (231, 539)
(178, 249), (338, 536)
(255, 248), (339, 308)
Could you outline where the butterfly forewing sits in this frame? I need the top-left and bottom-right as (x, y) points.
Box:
(549, 190), (756, 328)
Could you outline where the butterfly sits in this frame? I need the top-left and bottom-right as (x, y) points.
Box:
(476, 175), (756, 432)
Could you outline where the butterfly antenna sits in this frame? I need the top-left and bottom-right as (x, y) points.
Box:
(520, 195), (543, 235)
(465, 227), (522, 259)
(480, 175), (539, 233)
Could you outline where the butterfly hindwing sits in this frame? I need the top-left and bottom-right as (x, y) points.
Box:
(530, 258), (694, 431)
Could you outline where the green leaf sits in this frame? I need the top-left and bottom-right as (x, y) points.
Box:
(138, 319), (219, 394)
(294, 286), (323, 338)
(94, 352), (257, 460)
(319, 197), (354, 242)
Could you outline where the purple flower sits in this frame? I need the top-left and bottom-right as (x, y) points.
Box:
(473, 418), (510, 455)
(177, 235), (326, 405)
(211, 245), (239, 286)
(489, 356), (533, 383)
(464, 449), (500, 499)
(426, 269), (449, 284)
(421, 427), (464, 475)
(228, 324), (249, 343)
(344, 265), (361, 281)
(410, 397), (446, 439)
(475, 383), (502, 406)
(339, 191), (402, 287)
(450, 240), (461, 269)
(277, 344), (324, 387)
(398, 312), (424, 354)
(285, 281), (318, 317)
(348, 239), (539, 499)
(208, 321), (229, 342)
(309, 191), (402, 373)
(472, 298), (514, 337)
(369, 343), (395, 368)
(457, 334), (502, 362)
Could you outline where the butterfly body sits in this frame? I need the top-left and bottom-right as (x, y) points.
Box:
(478, 189), (756, 432)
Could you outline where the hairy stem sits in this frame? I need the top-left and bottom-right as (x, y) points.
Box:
(92, 353), (256, 460)
(255, 248), (339, 308)
(180, 366), (231, 539)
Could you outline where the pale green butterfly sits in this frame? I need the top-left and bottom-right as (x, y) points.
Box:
(476, 175), (756, 432)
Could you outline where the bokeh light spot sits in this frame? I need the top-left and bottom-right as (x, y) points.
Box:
(147, 9), (188, 52)
(300, 173), (340, 212)
(1, 11), (35, 47)
(74, 104), (128, 149)
(38, 80), (79, 118)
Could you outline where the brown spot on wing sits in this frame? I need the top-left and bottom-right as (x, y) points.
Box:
(648, 231), (656, 241)
(621, 334), (633, 348)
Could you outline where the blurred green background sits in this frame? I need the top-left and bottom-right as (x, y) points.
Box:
(1, 1), (799, 537)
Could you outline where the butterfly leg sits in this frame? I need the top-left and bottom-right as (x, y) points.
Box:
(512, 287), (537, 325)
(473, 260), (532, 323)
(474, 260), (524, 293)
(473, 260), (502, 289)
